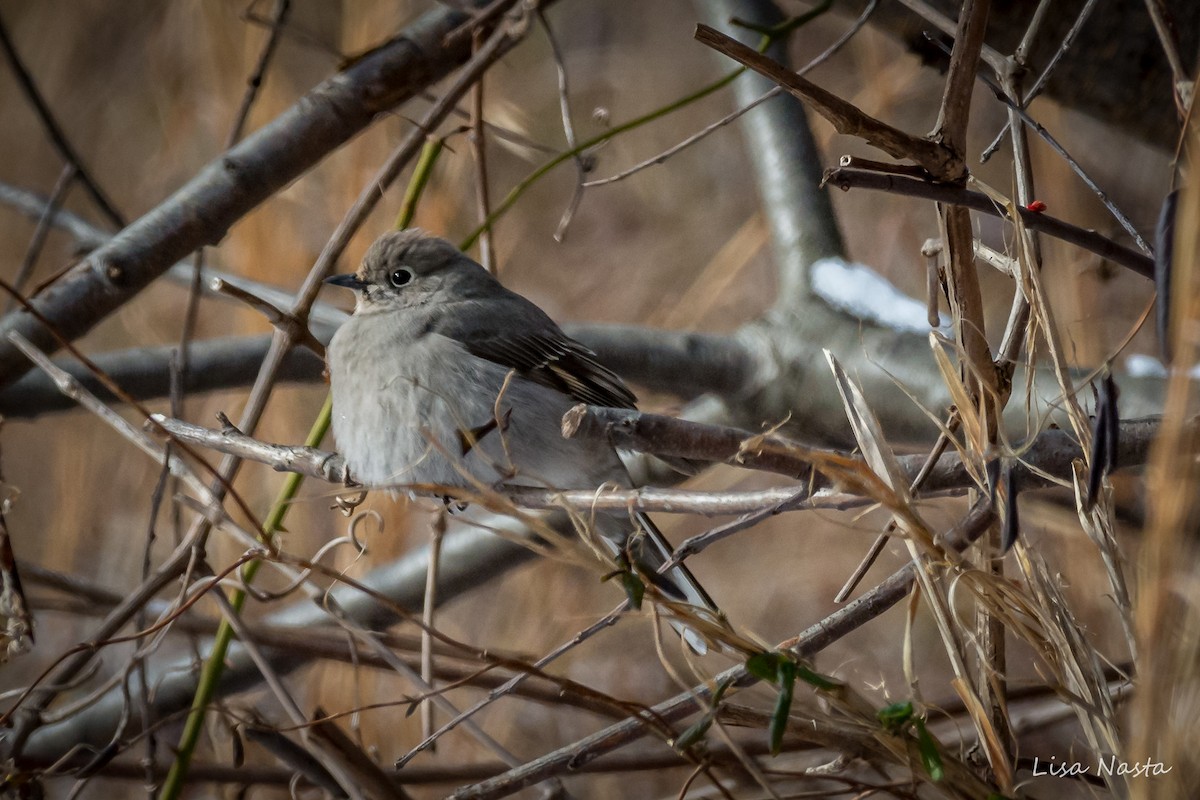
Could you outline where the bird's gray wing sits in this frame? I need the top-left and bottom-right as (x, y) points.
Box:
(432, 296), (638, 410)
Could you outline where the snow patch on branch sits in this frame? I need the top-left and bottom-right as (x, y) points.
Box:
(812, 257), (950, 334)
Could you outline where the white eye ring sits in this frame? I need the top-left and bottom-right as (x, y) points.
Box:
(389, 267), (414, 288)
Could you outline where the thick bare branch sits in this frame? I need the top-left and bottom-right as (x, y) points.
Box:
(153, 406), (1161, 506)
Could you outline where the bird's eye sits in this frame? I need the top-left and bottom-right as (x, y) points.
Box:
(389, 267), (414, 288)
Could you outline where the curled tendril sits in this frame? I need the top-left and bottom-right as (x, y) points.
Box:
(346, 508), (384, 555)
(331, 489), (368, 516)
(236, 522), (374, 603)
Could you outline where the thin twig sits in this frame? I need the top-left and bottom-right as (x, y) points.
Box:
(980, 0), (1102, 161)
(446, 502), (998, 800)
(395, 603), (627, 768)
(977, 70), (1153, 253)
(694, 24), (963, 180)
(0, 12), (124, 229)
(469, 30), (494, 271)
(539, 7), (588, 241)
(6, 164), (75, 313)
(226, 0), (291, 148)
(822, 168), (1154, 278)
(585, 0), (878, 189)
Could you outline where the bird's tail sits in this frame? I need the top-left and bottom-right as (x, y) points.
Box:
(595, 510), (723, 654)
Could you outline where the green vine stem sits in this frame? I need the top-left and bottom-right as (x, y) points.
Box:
(158, 137), (445, 800)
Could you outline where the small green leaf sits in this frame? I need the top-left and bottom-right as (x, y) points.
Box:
(746, 651), (785, 684)
(619, 572), (645, 610)
(914, 718), (944, 782)
(602, 569), (645, 610)
(672, 713), (713, 752)
(776, 657), (796, 686)
(795, 664), (841, 691)
(767, 661), (797, 756)
(877, 701), (914, 732)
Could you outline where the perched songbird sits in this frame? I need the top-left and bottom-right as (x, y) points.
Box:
(325, 230), (720, 651)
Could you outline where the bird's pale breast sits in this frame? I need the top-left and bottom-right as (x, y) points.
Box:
(327, 310), (627, 491)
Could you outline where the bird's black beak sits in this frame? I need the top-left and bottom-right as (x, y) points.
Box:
(324, 273), (367, 290)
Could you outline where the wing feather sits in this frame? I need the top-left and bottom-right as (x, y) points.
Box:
(431, 295), (637, 410)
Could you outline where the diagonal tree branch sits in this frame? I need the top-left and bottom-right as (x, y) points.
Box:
(695, 24), (963, 180)
(0, 2), (512, 392)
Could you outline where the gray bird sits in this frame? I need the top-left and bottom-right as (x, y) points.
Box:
(325, 229), (720, 651)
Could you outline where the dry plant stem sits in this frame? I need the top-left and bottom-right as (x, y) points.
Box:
(0, 1), (505, 391)
(995, 72), (1040, 366)
(931, 0), (1012, 776)
(1129, 123), (1200, 799)
(539, 7), (588, 242)
(823, 167), (1154, 278)
(835, 423), (954, 602)
(1143, 0), (1190, 117)
(448, 502), (997, 800)
(893, 0), (1005, 74)
(694, 24), (963, 180)
(979, 47), (1046, 773)
(0, 12), (123, 229)
(932, 0), (989, 155)
(443, 0), (520, 50)
(1012, 0), (1054, 62)
(421, 514), (446, 750)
